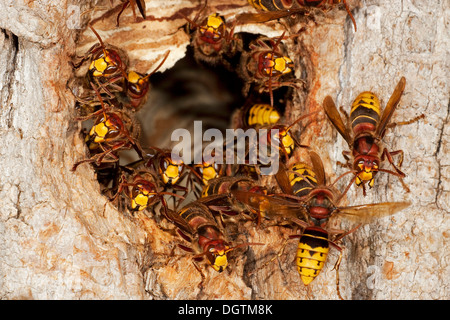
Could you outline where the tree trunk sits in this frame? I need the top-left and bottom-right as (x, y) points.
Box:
(0, 0), (448, 300)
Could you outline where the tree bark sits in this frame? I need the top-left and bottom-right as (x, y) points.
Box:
(0, 0), (448, 300)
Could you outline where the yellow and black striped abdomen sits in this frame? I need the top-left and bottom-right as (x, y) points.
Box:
(201, 181), (219, 198)
(245, 104), (280, 127)
(248, 0), (294, 11)
(296, 227), (329, 286)
(178, 206), (200, 224)
(179, 203), (216, 230)
(288, 163), (318, 198)
(350, 91), (381, 134)
(201, 177), (227, 197)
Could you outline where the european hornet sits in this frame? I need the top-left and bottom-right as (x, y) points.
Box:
(141, 146), (207, 209)
(182, 0), (242, 69)
(323, 76), (424, 196)
(233, 99), (282, 130)
(199, 176), (268, 223)
(74, 67), (170, 114)
(257, 111), (318, 163)
(166, 201), (263, 286)
(244, 103), (281, 128)
(143, 146), (190, 187)
(194, 157), (225, 186)
(241, 0), (357, 32)
(223, 110), (314, 181)
(72, 26), (128, 95)
(200, 176), (313, 227)
(116, 50), (170, 111)
(239, 32), (301, 107)
(232, 150), (411, 299)
(286, 162), (319, 198)
(248, 0), (297, 11)
(72, 26), (169, 113)
(72, 82), (143, 172)
(112, 147), (190, 210)
(201, 176), (261, 199)
(188, 152), (229, 199)
(229, 98), (299, 166)
(109, 167), (183, 219)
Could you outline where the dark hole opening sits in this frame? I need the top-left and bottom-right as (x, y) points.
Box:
(136, 32), (291, 153)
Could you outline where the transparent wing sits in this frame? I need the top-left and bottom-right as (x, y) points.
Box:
(165, 208), (195, 235)
(375, 77), (406, 137)
(231, 190), (308, 221)
(235, 9), (308, 24)
(335, 201), (410, 224)
(308, 150), (326, 186)
(323, 95), (353, 146)
(275, 162), (294, 195)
